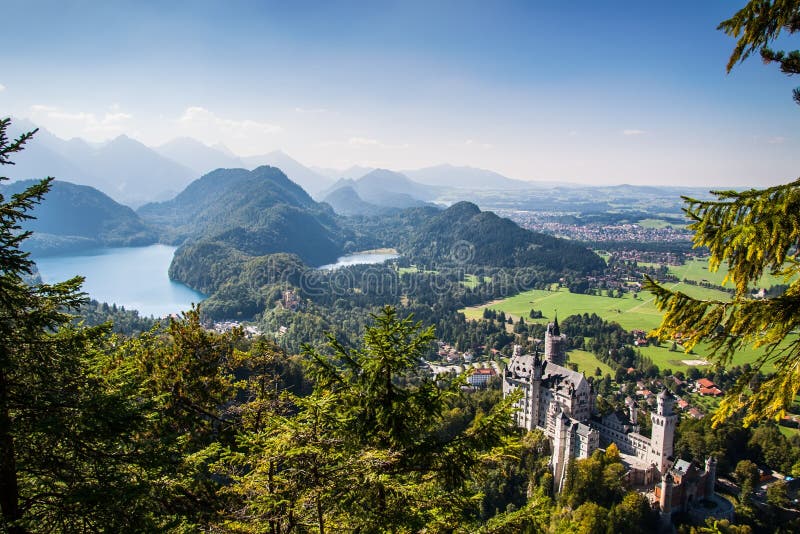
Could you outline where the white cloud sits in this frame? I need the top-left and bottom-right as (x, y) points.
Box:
(768, 136), (786, 144)
(30, 104), (57, 113)
(464, 139), (492, 149)
(348, 136), (380, 146)
(178, 106), (281, 144)
(295, 106), (328, 114)
(623, 129), (646, 136)
(28, 104), (133, 137)
(0, 83), (5, 92)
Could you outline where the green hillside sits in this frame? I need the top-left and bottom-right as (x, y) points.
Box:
(1, 179), (157, 255)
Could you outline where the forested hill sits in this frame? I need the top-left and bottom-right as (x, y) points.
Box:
(139, 166), (347, 266)
(402, 201), (605, 273)
(0, 179), (157, 256)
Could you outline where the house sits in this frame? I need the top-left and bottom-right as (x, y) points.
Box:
(467, 367), (496, 387)
(696, 378), (716, 389)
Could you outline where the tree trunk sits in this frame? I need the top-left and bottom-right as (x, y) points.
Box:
(0, 367), (23, 533)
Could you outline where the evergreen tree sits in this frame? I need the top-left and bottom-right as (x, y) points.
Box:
(719, 0), (800, 105)
(646, 3), (800, 426)
(221, 306), (519, 531)
(0, 118), (158, 531)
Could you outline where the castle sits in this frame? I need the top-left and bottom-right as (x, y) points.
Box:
(502, 318), (718, 517)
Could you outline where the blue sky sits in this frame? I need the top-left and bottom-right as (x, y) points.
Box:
(1, 1), (798, 186)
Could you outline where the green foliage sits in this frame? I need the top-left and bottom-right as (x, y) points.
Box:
(0, 118), (161, 531)
(766, 480), (789, 508)
(217, 306), (520, 532)
(560, 449), (625, 510)
(645, 179), (800, 426)
(719, 0), (800, 104)
(647, 3), (800, 427)
(735, 459), (760, 502)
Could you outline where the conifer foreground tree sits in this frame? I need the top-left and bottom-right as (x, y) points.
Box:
(645, 1), (800, 426)
(0, 118), (157, 532)
(218, 306), (520, 532)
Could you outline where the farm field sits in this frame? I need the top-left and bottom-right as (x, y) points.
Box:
(639, 257), (793, 289)
(397, 266), (438, 276)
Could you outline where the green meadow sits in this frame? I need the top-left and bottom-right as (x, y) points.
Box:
(640, 257), (794, 289)
(566, 349), (615, 376)
(460, 284), (784, 373)
(461, 284), (729, 333)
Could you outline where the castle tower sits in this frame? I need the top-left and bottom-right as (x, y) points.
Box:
(649, 389), (678, 472)
(625, 396), (638, 425)
(704, 456), (717, 497)
(544, 315), (566, 366)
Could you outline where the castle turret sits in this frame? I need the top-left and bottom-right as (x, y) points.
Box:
(659, 473), (674, 524)
(551, 409), (572, 493)
(625, 396), (638, 425)
(544, 315), (566, 366)
(704, 456), (717, 497)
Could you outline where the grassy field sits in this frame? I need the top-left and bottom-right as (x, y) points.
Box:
(639, 257), (794, 289)
(398, 266), (438, 276)
(461, 284), (730, 333)
(567, 349), (615, 377)
(459, 285), (786, 373)
(461, 274), (491, 289)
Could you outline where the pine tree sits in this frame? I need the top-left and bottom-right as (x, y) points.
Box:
(220, 306), (519, 532)
(0, 118), (174, 532)
(645, 2), (800, 427)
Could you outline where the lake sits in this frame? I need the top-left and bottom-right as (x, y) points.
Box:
(318, 250), (400, 270)
(34, 244), (206, 318)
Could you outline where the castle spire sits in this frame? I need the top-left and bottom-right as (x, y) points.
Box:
(552, 312), (560, 336)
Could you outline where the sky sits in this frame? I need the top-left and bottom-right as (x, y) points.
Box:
(1, 0), (798, 187)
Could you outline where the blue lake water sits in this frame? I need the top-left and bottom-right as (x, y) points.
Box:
(318, 251), (399, 270)
(34, 244), (206, 318)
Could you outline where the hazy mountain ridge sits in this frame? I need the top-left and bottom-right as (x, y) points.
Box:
(0, 179), (157, 256)
(241, 151), (333, 197)
(6, 120), (196, 207)
(155, 137), (244, 175)
(322, 185), (390, 216)
(321, 169), (438, 213)
(403, 164), (535, 190)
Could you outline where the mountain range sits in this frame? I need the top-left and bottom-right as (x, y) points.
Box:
(6, 120), (550, 209)
(6, 120), (197, 208)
